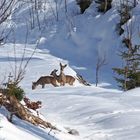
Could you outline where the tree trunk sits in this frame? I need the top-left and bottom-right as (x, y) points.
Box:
(104, 0), (108, 12)
(65, 0), (67, 13)
(133, 0), (137, 7)
(96, 67), (99, 87)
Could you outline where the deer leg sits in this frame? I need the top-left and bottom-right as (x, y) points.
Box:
(42, 84), (45, 88)
(70, 82), (73, 85)
(52, 83), (58, 87)
(62, 82), (65, 86)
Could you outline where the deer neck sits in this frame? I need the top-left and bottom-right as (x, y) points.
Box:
(52, 73), (59, 80)
(35, 81), (39, 86)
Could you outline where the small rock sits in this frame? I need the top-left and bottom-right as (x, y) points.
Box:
(68, 129), (79, 136)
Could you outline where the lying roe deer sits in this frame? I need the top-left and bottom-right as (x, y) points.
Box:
(59, 63), (67, 86)
(32, 76), (58, 90)
(50, 69), (75, 85)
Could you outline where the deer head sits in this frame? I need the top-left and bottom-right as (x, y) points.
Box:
(50, 69), (58, 76)
(60, 63), (67, 72)
(32, 82), (37, 90)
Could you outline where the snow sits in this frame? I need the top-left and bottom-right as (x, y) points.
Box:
(0, 43), (140, 140)
(0, 0), (140, 140)
(29, 87), (140, 140)
(0, 112), (56, 140)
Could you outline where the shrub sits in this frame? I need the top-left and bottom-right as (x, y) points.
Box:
(113, 44), (140, 91)
(7, 83), (25, 101)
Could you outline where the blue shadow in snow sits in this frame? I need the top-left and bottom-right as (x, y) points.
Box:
(13, 117), (58, 140)
(0, 56), (42, 62)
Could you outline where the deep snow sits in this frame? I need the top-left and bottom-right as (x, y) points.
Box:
(0, 43), (140, 140)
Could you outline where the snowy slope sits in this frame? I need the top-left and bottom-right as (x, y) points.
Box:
(0, 112), (57, 140)
(29, 87), (140, 140)
(43, 7), (122, 86)
(4, 0), (123, 88)
(2, 0), (140, 88)
(0, 43), (140, 140)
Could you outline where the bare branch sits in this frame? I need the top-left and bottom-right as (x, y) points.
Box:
(95, 53), (108, 86)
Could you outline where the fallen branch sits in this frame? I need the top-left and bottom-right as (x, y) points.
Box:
(1, 94), (57, 130)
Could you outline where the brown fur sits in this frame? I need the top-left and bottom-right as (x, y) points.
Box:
(24, 97), (42, 111)
(50, 69), (75, 86)
(59, 63), (67, 86)
(32, 76), (58, 90)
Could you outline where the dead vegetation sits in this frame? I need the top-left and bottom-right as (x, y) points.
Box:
(0, 92), (57, 130)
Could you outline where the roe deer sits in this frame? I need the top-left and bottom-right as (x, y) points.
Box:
(59, 63), (67, 86)
(50, 69), (75, 85)
(32, 76), (58, 90)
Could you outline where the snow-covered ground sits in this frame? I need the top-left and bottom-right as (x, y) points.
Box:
(0, 44), (140, 140)
(0, 0), (140, 140)
(0, 112), (58, 140)
(30, 87), (140, 140)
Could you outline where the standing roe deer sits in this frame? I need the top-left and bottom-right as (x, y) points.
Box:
(50, 69), (75, 86)
(32, 76), (58, 90)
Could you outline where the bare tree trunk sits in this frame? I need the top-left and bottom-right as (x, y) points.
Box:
(96, 66), (99, 87)
(55, 0), (59, 21)
(36, 10), (41, 30)
(104, 0), (108, 12)
(29, 6), (35, 29)
(124, 66), (128, 91)
(95, 54), (107, 87)
(133, 0), (137, 7)
(64, 0), (67, 13)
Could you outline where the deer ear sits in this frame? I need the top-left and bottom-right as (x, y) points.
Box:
(53, 69), (57, 73)
(60, 63), (62, 67)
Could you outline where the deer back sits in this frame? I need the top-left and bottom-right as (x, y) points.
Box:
(36, 76), (56, 84)
(32, 76), (58, 90)
(66, 75), (75, 85)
